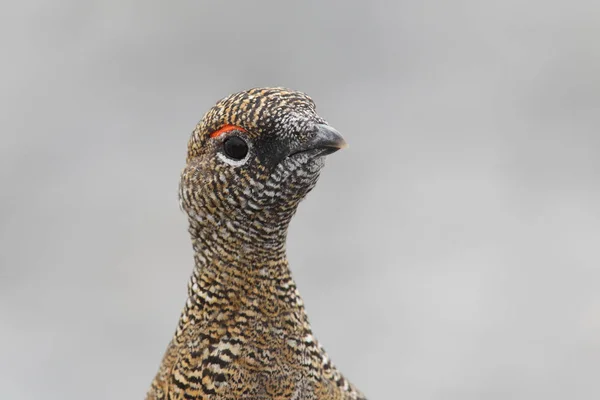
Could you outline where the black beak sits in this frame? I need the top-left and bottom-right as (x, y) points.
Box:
(293, 124), (348, 156)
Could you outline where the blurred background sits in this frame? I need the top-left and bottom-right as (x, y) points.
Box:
(1, 1), (599, 399)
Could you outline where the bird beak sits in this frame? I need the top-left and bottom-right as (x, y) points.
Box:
(303, 124), (348, 155)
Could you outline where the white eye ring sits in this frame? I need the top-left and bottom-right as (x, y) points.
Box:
(217, 140), (252, 166)
(217, 152), (249, 166)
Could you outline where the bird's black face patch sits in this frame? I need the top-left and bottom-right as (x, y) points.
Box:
(179, 87), (343, 223)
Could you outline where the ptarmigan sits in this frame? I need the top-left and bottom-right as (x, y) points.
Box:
(147, 88), (366, 400)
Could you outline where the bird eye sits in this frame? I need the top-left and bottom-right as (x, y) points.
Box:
(223, 136), (248, 160)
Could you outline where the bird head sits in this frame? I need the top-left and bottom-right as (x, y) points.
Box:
(179, 87), (346, 226)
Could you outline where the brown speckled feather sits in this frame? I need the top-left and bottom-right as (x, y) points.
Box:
(147, 88), (366, 400)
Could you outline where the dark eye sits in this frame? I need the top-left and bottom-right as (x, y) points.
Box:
(223, 136), (248, 160)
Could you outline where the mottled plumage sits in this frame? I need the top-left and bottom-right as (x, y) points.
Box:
(147, 88), (366, 400)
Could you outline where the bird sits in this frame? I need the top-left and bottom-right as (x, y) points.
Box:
(146, 87), (366, 400)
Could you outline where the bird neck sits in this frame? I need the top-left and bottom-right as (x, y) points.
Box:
(187, 207), (295, 263)
(183, 210), (304, 312)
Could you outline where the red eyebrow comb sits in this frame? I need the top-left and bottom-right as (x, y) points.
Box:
(210, 124), (247, 138)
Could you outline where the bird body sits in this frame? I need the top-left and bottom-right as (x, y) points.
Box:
(147, 88), (366, 400)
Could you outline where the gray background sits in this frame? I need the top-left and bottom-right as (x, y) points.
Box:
(1, 1), (599, 399)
